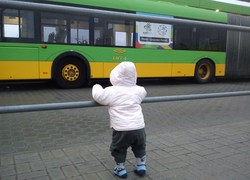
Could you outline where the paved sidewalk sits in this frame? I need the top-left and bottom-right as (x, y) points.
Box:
(1, 119), (250, 180)
(1, 80), (250, 179)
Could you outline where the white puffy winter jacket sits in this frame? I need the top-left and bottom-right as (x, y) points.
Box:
(92, 62), (147, 131)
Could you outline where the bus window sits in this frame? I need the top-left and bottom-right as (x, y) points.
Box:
(3, 9), (34, 39)
(109, 21), (134, 46)
(3, 9), (19, 38)
(174, 25), (197, 50)
(197, 28), (226, 51)
(94, 18), (105, 45)
(41, 13), (67, 43)
(94, 18), (134, 47)
(20, 11), (34, 38)
(174, 24), (226, 51)
(70, 17), (89, 45)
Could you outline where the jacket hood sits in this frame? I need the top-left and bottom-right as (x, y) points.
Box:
(110, 62), (137, 86)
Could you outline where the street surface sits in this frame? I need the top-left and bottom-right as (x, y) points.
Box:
(0, 78), (250, 179)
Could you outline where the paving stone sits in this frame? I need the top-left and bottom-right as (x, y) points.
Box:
(76, 160), (106, 174)
(148, 170), (177, 180)
(83, 173), (101, 180)
(17, 170), (47, 180)
(186, 153), (208, 162)
(169, 149), (191, 156)
(63, 176), (84, 180)
(194, 149), (217, 156)
(1, 175), (17, 180)
(96, 170), (116, 180)
(30, 161), (45, 171)
(213, 146), (241, 156)
(43, 158), (72, 169)
(180, 143), (207, 152)
(0, 165), (16, 177)
(0, 156), (14, 166)
(177, 154), (200, 165)
(16, 162), (30, 174)
(147, 151), (163, 160)
(26, 176), (50, 180)
(47, 168), (65, 179)
(147, 160), (169, 172)
(62, 165), (79, 178)
(165, 161), (189, 169)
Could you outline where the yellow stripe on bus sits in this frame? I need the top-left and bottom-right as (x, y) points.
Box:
(90, 62), (197, 78)
(0, 61), (52, 80)
(0, 61), (225, 80)
(90, 62), (225, 78)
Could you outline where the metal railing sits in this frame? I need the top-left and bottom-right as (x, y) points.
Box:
(1, 91), (250, 114)
(0, 0), (250, 32)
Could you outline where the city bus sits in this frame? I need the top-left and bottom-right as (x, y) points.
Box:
(0, 0), (249, 88)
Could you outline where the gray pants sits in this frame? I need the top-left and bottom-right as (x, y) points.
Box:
(110, 128), (146, 163)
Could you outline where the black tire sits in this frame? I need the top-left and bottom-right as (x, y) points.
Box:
(194, 59), (215, 83)
(54, 57), (86, 89)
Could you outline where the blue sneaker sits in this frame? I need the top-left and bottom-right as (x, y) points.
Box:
(114, 168), (127, 179)
(134, 164), (146, 176)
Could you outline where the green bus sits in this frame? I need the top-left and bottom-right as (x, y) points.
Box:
(0, 0), (249, 88)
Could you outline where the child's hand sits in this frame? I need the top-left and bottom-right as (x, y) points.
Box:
(92, 84), (109, 105)
(92, 84), (104, 100)
(93, 84), (103, 89)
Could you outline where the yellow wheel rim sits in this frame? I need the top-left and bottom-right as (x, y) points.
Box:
(198, 63), (211, 80)
(62, 64), (79, 82)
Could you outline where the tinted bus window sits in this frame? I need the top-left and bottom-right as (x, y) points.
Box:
(197, 28), (226, 51)
(174, 24), (226, 51)
(174, 25), (197, 50)
(41, 13), (67, 43)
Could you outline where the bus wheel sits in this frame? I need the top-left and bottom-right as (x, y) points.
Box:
(194, 59), (215, 83)
(54, 57), (86, 88)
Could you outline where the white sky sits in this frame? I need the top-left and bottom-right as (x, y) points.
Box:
(213, 0), (250, 7)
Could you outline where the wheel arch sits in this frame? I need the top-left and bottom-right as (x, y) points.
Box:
(195, 58), (216, 72)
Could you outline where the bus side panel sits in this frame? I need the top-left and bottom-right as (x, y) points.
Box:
(172, 63), (225, 77)
(85, 47), (226, 79)
(39, 61), (53, 79)
(136, 63), (172, 77)
(215, 64), (225, 76)
(0, 46), (39, 80)
(172, 63), (195, 77)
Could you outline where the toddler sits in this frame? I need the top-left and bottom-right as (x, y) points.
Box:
(92, 62), (147, 179)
